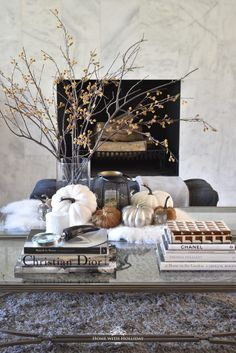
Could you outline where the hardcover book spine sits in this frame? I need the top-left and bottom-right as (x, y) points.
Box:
(158, 259), (236, 271)
(14, 273), (115, 283)
(159, 241), (236, 262)
(14, 261), (117, 275)
(21, 254), (110, 267)
(156, 246), (236, 271)
(166, 243), (235, 251)
(24, 246), (109, 255)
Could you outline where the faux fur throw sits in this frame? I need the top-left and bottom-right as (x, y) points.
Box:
(1, 199), (45, 232)
(1, 200), (192, 243)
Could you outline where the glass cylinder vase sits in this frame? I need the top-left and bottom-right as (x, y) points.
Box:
(56, 157), (91, 189)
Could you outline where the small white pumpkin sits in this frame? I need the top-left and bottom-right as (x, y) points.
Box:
(131, 185), (173, 209)
(51, 184), (97, 226)
(122, 204), (154, 227)
(152, 190), (174, 207)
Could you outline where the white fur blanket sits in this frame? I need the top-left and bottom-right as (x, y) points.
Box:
(1, 200), (193, 243)
(1, 199), (45, 232)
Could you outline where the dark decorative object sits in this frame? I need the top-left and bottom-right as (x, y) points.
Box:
(92, 171), (132, 209)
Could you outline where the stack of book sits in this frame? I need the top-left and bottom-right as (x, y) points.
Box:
(14, 228), (116, 282)
(157, 220), (236, 271)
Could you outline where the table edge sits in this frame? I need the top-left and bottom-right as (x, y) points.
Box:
(1, 282), (236, 293)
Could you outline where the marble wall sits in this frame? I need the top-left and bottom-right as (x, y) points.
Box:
(0, 0), (235, 206)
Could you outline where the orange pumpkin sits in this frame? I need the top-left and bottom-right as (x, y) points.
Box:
(92, 206), (121, 228)
(166, 207), (177, 220)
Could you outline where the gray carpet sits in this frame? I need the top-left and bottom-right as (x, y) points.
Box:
(0, 292), (235, 352)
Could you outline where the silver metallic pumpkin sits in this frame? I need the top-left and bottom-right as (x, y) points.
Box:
(122, 205), (154, 227)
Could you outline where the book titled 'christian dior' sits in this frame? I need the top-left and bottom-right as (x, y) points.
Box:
(21, 254), (109, 267)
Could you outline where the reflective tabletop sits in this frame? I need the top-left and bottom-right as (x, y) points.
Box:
(0, 207), (236, 292)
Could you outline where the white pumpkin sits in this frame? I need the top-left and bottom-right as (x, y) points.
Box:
(122, 205), (154, 227)
(152, 190), (174, 207)
(131, 185), (173, 209)
(51, 184), (97, 226)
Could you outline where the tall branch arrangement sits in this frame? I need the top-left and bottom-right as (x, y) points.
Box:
(0, 9), (216, 167)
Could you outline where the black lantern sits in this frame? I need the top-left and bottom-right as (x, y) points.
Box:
(92, 171), (132, 210)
